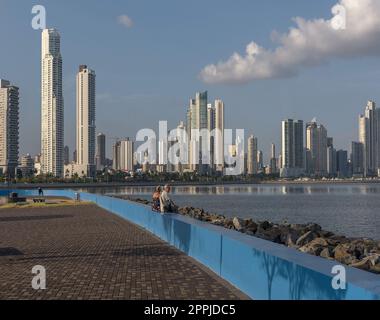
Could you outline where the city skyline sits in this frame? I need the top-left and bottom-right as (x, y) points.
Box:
(3, 21), (380, 178)
(2, 1), (380, 161)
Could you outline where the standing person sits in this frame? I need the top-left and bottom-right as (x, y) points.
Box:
(160, 184), (178, 213)
(152, 186), (161, 212)
(38, 187), (44, 197)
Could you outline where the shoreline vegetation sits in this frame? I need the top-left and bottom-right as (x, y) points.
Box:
(117, 195), (380, 275)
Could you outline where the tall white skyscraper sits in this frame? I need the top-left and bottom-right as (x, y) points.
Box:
(0, 79), (19, 177)
(41, 28), (64, 177)
(359, 101), (378, 176)
(204, 99), (225, 173)
(247, 135), (258, 175)
(214, 99), (225, 172)
(76, 65), (96, 171)
(174, 121), (187, 172)
(187, 91), (208, 173)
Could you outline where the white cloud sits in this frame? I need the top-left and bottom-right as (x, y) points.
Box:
(200, 0), (380, 84)
(117, 14), (134, 28)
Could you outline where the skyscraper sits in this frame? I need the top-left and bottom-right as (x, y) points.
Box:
(327, 145), (337, 177)
(20, 154), (34, 178)
(96, 133), (106, 170)
(203, 99), (225, 173)
(119, 139), (134, 172)
(336, 150), (349, 178)
(281, 119), (304, 178)
(112, 141), (121, 170)
(257, 150), (263, 172)
(41, 28), (64, 177)
(207, 104), (215, 171)
(269, 143), (277, 174)
(247, 135), (258, 175)
(76, 65), (96, 176)
(187, 91), (209, 173)
(64, 145), (69, 165)
(359, 101), (378, 176)
(0, 79), (19, 177)
(351, 141), (364, 176)
(306, 121), (328, 176)
(214, 99), (225, 172)
(173, 121), (187, 172)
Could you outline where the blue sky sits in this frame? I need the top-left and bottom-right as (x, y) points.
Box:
(1, 0), (380, 161)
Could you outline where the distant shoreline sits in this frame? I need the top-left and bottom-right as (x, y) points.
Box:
(1, 179), (380, 190)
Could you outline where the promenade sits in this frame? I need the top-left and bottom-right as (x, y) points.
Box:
(0, 203), (247, 300)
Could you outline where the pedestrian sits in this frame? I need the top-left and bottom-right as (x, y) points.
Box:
(152, 186), (161, 212)
(160, 184), (178, 213)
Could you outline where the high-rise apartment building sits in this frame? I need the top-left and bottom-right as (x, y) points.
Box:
(96, 133), (106, 170)
(187, 91), (209, 173)
(351, 141), (364, 176)
(327, 146), (337, 177)
(247, 135), (258, 175)
(41, 28), (64, 177)
(75, 65), (96, 177)
(214, 99), (225, 172)
(269, 143), (277, 174)
(64, 145), (69, 165)
(20, 154), (34, 178)
(359, 101), (378, 176)
(336, 150), (349, 178)
(119, 139), (134, 172)
(112, 141), (121, 171)
(0, 79), (19, 177)
(203, 99), (225, 173)
(281, 119), (304, 178)
(306, 121), (328, 176)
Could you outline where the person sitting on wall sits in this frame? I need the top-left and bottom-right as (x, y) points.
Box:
(152, 186), (161, 212)
(160, 184), (178, 214)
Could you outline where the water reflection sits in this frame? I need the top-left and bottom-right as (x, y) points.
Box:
(81, 183), (380, 196)
(79, 183), (380, 240)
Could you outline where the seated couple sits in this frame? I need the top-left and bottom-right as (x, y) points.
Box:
(152, 184), (178, 214)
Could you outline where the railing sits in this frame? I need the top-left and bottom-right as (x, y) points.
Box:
(4, 189), (380, 300)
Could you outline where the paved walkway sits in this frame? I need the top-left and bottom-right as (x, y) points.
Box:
(0, 204), (248, 300)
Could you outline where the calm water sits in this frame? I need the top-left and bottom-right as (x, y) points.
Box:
(82, 184), (380, 240)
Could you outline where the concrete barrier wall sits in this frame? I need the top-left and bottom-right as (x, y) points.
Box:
(6, 189), (380, 300)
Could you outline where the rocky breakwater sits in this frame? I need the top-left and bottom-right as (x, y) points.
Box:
(117, 196), (380, 275)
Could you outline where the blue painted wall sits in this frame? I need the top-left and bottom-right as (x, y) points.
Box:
(5, 189), (380, 300)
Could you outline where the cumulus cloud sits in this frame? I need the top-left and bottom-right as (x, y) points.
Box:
(117, 14), (134, 28)
(200, 0), (380, 84)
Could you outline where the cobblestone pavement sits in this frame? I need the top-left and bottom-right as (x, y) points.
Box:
(0, 204), (248, 300)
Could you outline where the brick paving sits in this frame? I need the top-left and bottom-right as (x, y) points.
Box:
(0, 204), (248, 300)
